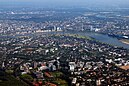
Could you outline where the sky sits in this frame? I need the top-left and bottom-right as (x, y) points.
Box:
(0, 0), (129, 8)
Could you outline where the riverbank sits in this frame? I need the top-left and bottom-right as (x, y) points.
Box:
(119, 39), (129, 45)
(50, 31), (129, 49)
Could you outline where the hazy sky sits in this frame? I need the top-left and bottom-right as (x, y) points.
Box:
(0, 0), (129, 8)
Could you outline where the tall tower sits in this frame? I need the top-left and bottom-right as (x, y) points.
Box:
(81, 23), (84, 31)
(2, 62), (5, 68)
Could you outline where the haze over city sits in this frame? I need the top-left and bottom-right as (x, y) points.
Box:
(0, 0), (129, 8)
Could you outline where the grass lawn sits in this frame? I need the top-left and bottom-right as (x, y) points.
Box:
(50, 71), (63, 77)
(52, 78), (68, 86)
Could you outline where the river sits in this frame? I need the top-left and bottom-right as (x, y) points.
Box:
(47, 31), (129, 49)
(78, 32), (129, 49)
(1, 31), (129, 49)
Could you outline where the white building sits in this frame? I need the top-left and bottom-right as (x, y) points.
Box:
(69, 62), (76, 71)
